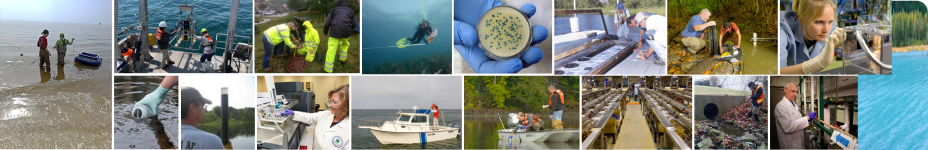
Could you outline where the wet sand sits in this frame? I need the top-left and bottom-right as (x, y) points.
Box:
(0, 69), (112, 148)
(112, 76), (179, 149)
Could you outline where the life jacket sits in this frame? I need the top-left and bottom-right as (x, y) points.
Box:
(156, 29), (170, 45)
(753, 85), (765, 104)
(549, 89), (564, 107)
(122, 47), (134, 60)
(521, 114), (541, 126)
(202, 35), (214, 49)
(156, 29), (164, 41)
(430, 104), (439, 119)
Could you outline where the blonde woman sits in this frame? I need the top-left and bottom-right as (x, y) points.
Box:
(779, 0), (847, 74)
(280, 84), (350, 149)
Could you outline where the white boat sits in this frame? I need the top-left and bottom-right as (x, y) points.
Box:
(358, 106), (460, 144)
(497, 129), (581, 142)
(496, 113), (581, 143)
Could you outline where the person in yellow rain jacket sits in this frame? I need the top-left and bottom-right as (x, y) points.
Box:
(297, 21), (320, 62)
(262, 22), (301, 71)
(322, 0), (358, 73)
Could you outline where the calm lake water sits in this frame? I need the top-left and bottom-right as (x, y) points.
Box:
(464, 114), (580, 149)
(113, 76), (179, 149)
(352, 109), (462, 149)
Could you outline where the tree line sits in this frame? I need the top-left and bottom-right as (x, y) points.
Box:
(464, 76), (580, 112)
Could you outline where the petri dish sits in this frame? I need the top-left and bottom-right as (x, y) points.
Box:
(477, 6), (532, 61)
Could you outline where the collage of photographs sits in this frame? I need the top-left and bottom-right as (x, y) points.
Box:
(3, 0), (927, 149)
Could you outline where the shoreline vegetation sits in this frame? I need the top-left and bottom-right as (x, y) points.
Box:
(464, 109), (580, 116)
(892, 45), (928, 52)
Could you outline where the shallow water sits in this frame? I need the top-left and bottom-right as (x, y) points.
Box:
(112, 76), (180, 149)
(859, 52), (928, 149)
(0, 80), (113, 148)
(0, 20), (112, 88)
(737, 29), (777, 74)
(352, 109), (462, 149)
(464, 115), (580, 149)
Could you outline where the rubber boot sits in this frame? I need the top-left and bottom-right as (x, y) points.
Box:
(199, 62), (207, 72)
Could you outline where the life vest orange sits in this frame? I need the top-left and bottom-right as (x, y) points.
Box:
(521, 114), (542, 126)
(549, 90), (564, 106)
(122, 48), (134, 60)
(203, 35), (214, 49)
(156, 29), (164, 40)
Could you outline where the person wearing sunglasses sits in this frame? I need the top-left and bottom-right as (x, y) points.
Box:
(280, 84), (351, 149)
(775, 81), (817, 149)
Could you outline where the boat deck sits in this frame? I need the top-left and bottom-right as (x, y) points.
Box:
(132, 48), (250, 73)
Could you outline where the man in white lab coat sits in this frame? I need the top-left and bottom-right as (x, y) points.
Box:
(775, 81), (817, 149)
(282, 84), (351, 149)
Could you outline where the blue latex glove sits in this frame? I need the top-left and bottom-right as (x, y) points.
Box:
(454, 0), (547, 73)
(520, 126), (527, 129)
(281, 109), (295, 116)
(134, 86), (169, 116)
(808, 112), (817, 121)
(508, 135), (513, 141)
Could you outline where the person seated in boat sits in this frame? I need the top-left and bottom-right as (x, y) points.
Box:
(511, 112), (544, 136)
(280, 84), (351, 149)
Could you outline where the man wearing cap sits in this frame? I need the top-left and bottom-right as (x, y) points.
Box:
(634, 12), (667, 63)
(180, 87), (223, 149)
(51, 33), (74, 65)
(613, 1), (629, 38)
(156, 21), (178, 68)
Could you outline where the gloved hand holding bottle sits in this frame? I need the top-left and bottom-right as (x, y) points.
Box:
(132, 76), (178, 119)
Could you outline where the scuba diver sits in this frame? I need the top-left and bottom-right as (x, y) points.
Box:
(397, 19), (435, 48)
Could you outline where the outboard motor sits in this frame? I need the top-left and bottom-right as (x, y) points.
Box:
(507, 113), (520, 128)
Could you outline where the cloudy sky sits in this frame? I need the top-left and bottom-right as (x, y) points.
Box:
(0, 0), (112, 24)
(353, 76), (462, 109)
(181, 76), (256, 109)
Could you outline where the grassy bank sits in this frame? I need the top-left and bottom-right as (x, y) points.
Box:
(893, 45), (928, 52)
(254, 10), (360, 73)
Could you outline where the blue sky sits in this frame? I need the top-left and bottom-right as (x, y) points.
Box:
(0, 0), (112, 24)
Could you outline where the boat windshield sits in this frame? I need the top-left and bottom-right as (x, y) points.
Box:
(397, 115), (411, 122)
(411, 116), (428, 123)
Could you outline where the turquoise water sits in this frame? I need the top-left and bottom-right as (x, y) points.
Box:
(361, 0), (452, 74)
(859, 51), (928, 149)
(116, 0), (253, 56)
